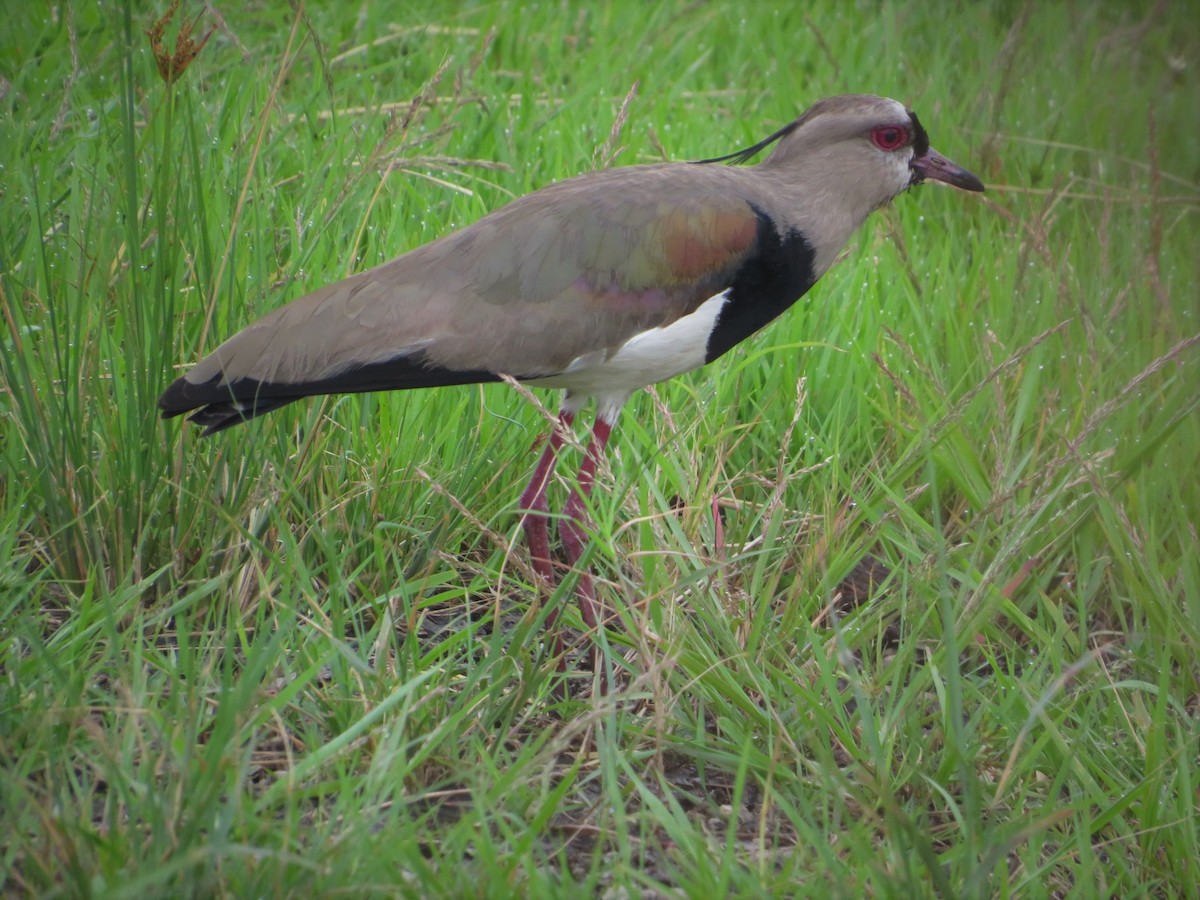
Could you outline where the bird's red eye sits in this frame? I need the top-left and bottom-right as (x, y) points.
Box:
(871, 125), (909, 151)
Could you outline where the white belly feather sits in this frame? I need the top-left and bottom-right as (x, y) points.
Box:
(530, 289), (730, 420)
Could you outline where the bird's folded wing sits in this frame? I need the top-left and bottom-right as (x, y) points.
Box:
(170, 167), (765, 403)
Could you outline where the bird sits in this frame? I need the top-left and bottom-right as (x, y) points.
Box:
(159, 93), (984, 651)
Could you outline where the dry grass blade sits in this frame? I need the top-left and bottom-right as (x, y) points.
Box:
(1067, 332), (1199, 455)
(331, 24), (482, 66)
(594, 81), (640, 170)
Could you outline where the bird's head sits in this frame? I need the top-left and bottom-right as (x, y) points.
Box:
(700, 94), (984, 220)
(775, 95), (984, 209)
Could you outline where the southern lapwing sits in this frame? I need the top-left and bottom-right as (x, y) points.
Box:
(160, 93), (984, 650)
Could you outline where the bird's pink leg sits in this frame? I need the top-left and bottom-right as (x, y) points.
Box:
(518, 410), (574, 584)
(518, 410), (577, 674)
(559, 416), (613, 634)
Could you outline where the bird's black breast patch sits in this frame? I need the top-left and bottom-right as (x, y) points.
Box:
(704, 206), (817, 363)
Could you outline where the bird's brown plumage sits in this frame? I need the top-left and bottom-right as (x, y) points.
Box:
(159, 94), (983, 433)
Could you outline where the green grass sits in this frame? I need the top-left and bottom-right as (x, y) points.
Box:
(2, 0), (1198, 896)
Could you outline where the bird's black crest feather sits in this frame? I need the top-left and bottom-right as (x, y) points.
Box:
(691, 119), (803, 166)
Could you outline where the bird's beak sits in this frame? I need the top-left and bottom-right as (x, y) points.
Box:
(911, 148), (985, 192)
